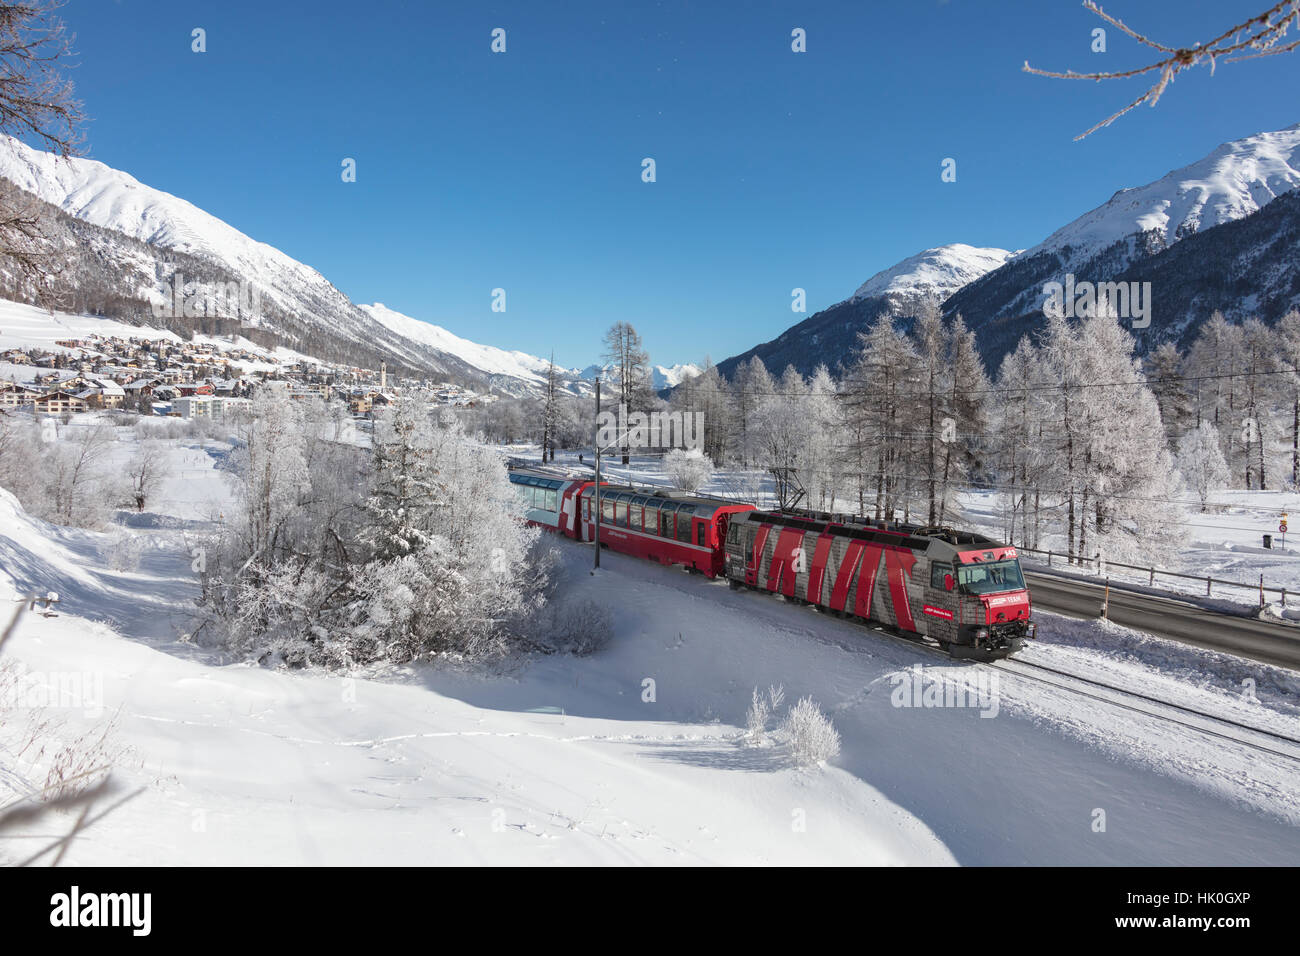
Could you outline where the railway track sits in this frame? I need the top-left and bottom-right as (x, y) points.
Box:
(1024, 570), (1300, 669)
(843, 615), (1300, 762)
(594, 541), (1300, 762)
(988, 657), (1300, 763)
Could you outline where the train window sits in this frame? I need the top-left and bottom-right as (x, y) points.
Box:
(659, 503), (677, 538)
(930, 562), (952, 589)
(957, 560), (1025, 595)
(675, 505), (695, 541)
(628, 497), (642, 530)
(602, 496), (614, 523)
(643, 500), (660, 531)
(696, 523), (707, 547)
(544, 489), (558, 512)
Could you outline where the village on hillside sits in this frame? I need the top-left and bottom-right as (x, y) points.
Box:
(0, 330), (491, 421)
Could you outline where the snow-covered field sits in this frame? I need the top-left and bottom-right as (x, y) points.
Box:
(1, 436), (1298, 865)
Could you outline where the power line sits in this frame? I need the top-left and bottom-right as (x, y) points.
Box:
(667, 365), (1300, 401)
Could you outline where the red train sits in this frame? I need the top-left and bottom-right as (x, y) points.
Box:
(508, 466), (752, 577)
(509, 466), (1034, 659)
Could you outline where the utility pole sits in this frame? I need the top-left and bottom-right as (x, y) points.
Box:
(593, 377), (601, 571)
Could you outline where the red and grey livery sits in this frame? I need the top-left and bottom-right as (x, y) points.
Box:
(723, 510), (1034, 659)
(509, 465), (1034, 658)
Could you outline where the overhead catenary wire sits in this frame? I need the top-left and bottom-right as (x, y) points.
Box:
(667, 364), (1300, 401)
(588, 453), (1294, 512)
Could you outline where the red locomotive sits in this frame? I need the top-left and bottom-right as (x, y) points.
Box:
(508, 466), (1033, 658)
(724, 510), (1033, 659)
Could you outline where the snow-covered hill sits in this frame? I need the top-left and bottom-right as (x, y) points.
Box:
(649, 363), (702, 390)
(576, 361), (702, 391)
(362, 302), (586, 394)
(0, 136), (413, 359)
(0, 137), (693, 393)
(943, 123), (1300, 362)
(362, 303), (703, 396)
(850, 244), (1015, 302)
(1023, 123), (1300, 266)
(711, 243), (1013, 381)
(718, 123), (1300, 379)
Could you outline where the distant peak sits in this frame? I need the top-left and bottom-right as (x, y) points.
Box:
(850, 244), (1014, 302)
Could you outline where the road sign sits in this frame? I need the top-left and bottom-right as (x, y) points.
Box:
(1281, 521), (1289, 533)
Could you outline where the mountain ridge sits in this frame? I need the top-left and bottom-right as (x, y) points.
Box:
(710, 123), (1300, 381)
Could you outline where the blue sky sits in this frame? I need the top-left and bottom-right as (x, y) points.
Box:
(65, 0), (1300, 368)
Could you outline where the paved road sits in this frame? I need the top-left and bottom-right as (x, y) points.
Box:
(1026, 571), (1300, 670)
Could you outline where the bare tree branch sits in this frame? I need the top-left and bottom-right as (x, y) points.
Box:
(1025, 1), (1300, 139)
(0, 1), (82, 302)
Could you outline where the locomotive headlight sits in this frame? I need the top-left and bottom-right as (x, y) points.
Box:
(1026, 622), (1037, 639)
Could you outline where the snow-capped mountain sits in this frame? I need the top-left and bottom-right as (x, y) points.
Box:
(362, 303), (701, 397)
(649, 363), (702, 390)
(715, 123), (1300, 380)
(712, 243), (1013, 381)
(361, 302), (586, 395)
(850, 244), (1015, 303)
(0, 135), (436, 369)
(0, 136), (691, 394)
(576, 362), (702, 391)
(1028, 124), (1300, 262)
(943, 124), (1300, 364)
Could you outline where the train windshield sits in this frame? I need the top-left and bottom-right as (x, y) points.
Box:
(957, 560), (1025, 595)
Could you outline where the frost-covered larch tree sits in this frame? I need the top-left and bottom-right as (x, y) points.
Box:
(991, 335), (1049, 548)
(1277, 310), (1300, 486)
(1061, 309), (1184, 564)
(841, 314), (922, 521)
(1176, 421), (1229, 512)
(730, 356), (774, 469)
(936, 314), (988, 526)
(913, 301), (947, 524)
(751, 365), (807, 477)
(803, 364), (841, 511)
(348, 399), (542, 664)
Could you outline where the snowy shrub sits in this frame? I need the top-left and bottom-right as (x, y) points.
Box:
(780, 696), (840, 767)
(0, 604), (123, 861)
(0, 414), (44, 507)
(104, 526), (146, 572)
(343, 399), (544, 664)
(663, 447), (714, 494)
(745, 687), (769, 741)
(1176, 421), (1229, 512)
(42, 717), (122, 803)
(36, 423), (120, 529)
(540, 597), (613, 656)
(744, 683), (784, 744)
(121, 439), (171, 513)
